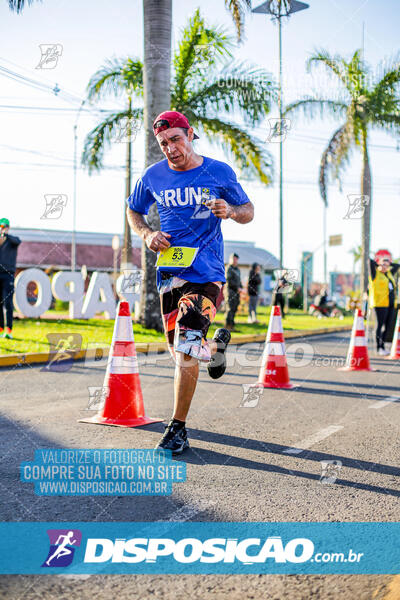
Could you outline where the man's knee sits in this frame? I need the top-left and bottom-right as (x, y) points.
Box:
(175, 349), (199, 368)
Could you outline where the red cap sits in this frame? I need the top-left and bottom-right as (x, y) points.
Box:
(153, 111), (199, 139)
(375, 249), (392, 264)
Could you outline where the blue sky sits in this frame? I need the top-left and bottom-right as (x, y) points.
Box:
(0, 0), (399, 280)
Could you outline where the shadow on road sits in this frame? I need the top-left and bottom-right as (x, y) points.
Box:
(177, 444), (400, 498)
(184, 427), (400, 477)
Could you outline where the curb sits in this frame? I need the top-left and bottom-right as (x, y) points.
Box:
(0, 325), (352, 369)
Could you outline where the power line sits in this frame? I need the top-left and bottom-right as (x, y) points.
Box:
(0, 104), (116, 114)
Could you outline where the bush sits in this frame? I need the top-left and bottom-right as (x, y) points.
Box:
(54, 299), (69, 311)
(289, 285), (303, 309)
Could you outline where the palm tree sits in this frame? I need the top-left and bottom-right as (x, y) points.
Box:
(285, 49), (400, 294)
(81, 57), (143, 269)
(171, 9), (274, 184)
(141, 0), (172, 330)
(138, 0), (251, 330)
(84, 11), (274, 188)
(349, 244), (362, 280)
(83, 9), (275, 327)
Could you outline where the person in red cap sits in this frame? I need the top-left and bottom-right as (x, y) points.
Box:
(127, 110), (254, 454)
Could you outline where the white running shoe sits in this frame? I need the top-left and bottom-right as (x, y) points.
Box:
(378, 348), (390, 356)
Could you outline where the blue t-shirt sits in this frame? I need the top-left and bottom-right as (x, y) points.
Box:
(127, 156), (250, 283)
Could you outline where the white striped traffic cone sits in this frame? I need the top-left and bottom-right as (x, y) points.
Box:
(258, 305), (296, 389)
(386, 311), (400, 360)
(338, 309), (374, 372)
(79, 301), (162, 427)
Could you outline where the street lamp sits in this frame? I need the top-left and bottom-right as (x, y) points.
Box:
(252, 0), (309, 269)
(72, 98), (86, 272)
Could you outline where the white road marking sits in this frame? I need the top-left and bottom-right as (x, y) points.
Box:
(369, 396), (400, 409)
(159, 499), (217, 523)
(283, 425), (344, 455)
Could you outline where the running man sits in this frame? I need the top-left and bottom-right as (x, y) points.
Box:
(127, 110), (254, 454)
(46, 531), (77, 566)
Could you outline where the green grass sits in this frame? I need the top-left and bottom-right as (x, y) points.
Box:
(0, 306), (353, 356)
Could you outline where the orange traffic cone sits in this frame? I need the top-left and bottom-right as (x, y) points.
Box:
(338, 309), (374, 372)
(386, 311), (400, 360)
(79, 301), (162, 427)
(258, 305), (296, 389)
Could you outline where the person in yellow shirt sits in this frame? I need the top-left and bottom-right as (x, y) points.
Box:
(369, 254), (399, 355)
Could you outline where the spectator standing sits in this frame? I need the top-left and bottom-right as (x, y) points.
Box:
(247, 262), (261, 323)
(225, 253), (242, 331)
(369, 254), (399, 355)
(0, 218), (21, 339)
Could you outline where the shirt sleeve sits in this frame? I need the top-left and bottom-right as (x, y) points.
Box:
(7, 235), (21, 247)
(126, 177), (155, 215)
(220, 165), (251, 206)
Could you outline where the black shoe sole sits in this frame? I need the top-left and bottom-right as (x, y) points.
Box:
(207, 329), (231, 380)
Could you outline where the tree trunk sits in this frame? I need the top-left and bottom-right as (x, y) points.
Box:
(139, 0), (172, 330)
(121, 99), (133, 270)
(360, 134), (372, 295)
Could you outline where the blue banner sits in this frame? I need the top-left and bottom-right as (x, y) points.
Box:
(0, 522), (399, 574)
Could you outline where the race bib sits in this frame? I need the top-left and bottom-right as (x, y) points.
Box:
(156, 246), (199, 268)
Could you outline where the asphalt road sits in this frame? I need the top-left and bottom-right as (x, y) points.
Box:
(0, 331), (399, 599)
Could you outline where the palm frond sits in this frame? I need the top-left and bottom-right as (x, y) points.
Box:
(86, 57), (143, 102)
(373, 55), (400, 94)
(346, 49), (367, 94)
(178, 62), (276, 126)
(195, 115), (273, 185)
(319, 122), (353, 205)
(307, 49), (350, 88)
(369, 58), (400, 117)
(223, 0), (251, 41)
(8, 0), (40, 12)
(81, 108), (143, 173)
(173, 8), (233, 100)
(284, 98), (347, 120)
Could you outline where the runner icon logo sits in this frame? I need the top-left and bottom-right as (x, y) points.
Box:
(240, 384), (263, 408)
(42, 333), (82, 373)
(319, 460), (342, 485)
(42, 529), (82, 568)
(86, 386), (109, 411)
